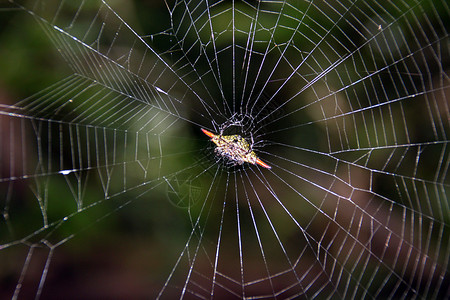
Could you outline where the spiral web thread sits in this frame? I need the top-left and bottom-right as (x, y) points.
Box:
(0, 0), (448, 299)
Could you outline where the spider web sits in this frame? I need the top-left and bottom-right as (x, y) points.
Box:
(0, 0), (449, 298)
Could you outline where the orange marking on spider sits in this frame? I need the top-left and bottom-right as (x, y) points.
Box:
(201, 128), (215, 138)
(201, 128), (271, 169)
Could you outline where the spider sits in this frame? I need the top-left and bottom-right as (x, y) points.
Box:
(201, 128), (271, 169)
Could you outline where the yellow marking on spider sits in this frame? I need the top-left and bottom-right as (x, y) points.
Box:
(201, 128), (271, 169)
